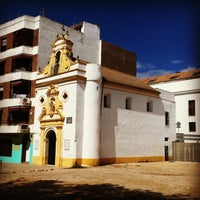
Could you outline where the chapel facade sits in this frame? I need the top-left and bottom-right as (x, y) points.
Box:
(32, 32), (175, 167)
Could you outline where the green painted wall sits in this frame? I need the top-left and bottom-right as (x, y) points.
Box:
(0, 141), (33, 164)
(0, 144), (22, 163)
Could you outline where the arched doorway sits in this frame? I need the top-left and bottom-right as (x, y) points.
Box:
(46, 131), (56, 165)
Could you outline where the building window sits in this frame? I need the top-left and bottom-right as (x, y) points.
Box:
(13, 28), (34, 47)
(0, 60), (6, 75)
(11, 56), (33, 72)
(164, 137), (169, 141)
(188, 100), (195, 116)
(104, 94), (111, 108)
(125, 97), (132, 110)
(165, 111), (169, 125)
(189, 122), (196, 132)
(0, 109), (2, 125)
(8, 107), (30, 125)
(0, 139), (12, 156)
(10, 80), (31, 98)
(0, 87), (3, 100)
(147, 101), (153, 112)
(0, 38), (7, 52)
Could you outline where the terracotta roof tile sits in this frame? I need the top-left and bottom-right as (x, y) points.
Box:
(141, 68), (200, 84)
(102, 67), (159, 94)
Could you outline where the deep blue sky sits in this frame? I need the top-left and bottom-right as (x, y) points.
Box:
(1, 0), (200, 78)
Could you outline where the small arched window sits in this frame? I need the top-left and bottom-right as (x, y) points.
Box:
(55, 51), (61, 65)
(52, 51), (60, 75)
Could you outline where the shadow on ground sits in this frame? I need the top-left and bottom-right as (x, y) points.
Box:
(0, 179), (198, 200)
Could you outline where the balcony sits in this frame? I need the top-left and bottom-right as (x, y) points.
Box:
(10, 80), (31, 98)
(8, 106), (30, 125)
(0, 124), (30, 134)
(0, 97), (31, 108)
(9, 96), (32, 106)
(0, 46), (38, 60)
(13, 28), (34, 48)
(11, 55), (33, 72)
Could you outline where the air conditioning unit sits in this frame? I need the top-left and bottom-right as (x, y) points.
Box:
(21, 98), (31, 106)
(18, 124), (30, 133)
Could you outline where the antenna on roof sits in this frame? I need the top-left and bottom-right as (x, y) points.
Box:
(96, 22), (100, 27)
(61, 24), (69, 38)
(61, 24), (65, 35)
(39, 8), (46, 17)
(61, 18), (68, 35)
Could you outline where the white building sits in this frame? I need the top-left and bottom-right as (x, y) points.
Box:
(32, 32), (176, 167)
(142, 69), (200, 143)
(0, 15), (176, 167)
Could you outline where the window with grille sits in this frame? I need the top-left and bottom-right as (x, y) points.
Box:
(0, 109), (2, 125)
(147, 101), (153, 112)
(104, 94), (111, 108)
(165, 111), (169, 125)
(125, 97), (132, 110)
(188, 100), (195, 116)
(0, 38), (7, 52)
(189, 122), (196, 132)
(0, 87), (3, 100)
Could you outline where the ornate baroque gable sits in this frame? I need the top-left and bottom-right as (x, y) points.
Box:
(39, 85), (64, 122)
(43, 33), (77, 77)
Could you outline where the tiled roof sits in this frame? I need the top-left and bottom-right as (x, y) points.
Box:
(141, 69), (200, 84)
(102, 67), (159, 95)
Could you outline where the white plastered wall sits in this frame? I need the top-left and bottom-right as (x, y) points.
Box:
(60, 81), (85, 160)
(101, 88), (176, 159)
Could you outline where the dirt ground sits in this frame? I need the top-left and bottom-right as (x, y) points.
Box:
(0, 161), (200, 200)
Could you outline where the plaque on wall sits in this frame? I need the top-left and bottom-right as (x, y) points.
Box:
(66, 117), (72, 124)
(64, 140), (70, 150)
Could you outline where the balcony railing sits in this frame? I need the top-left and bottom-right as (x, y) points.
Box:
(0, 124), (30, 134)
